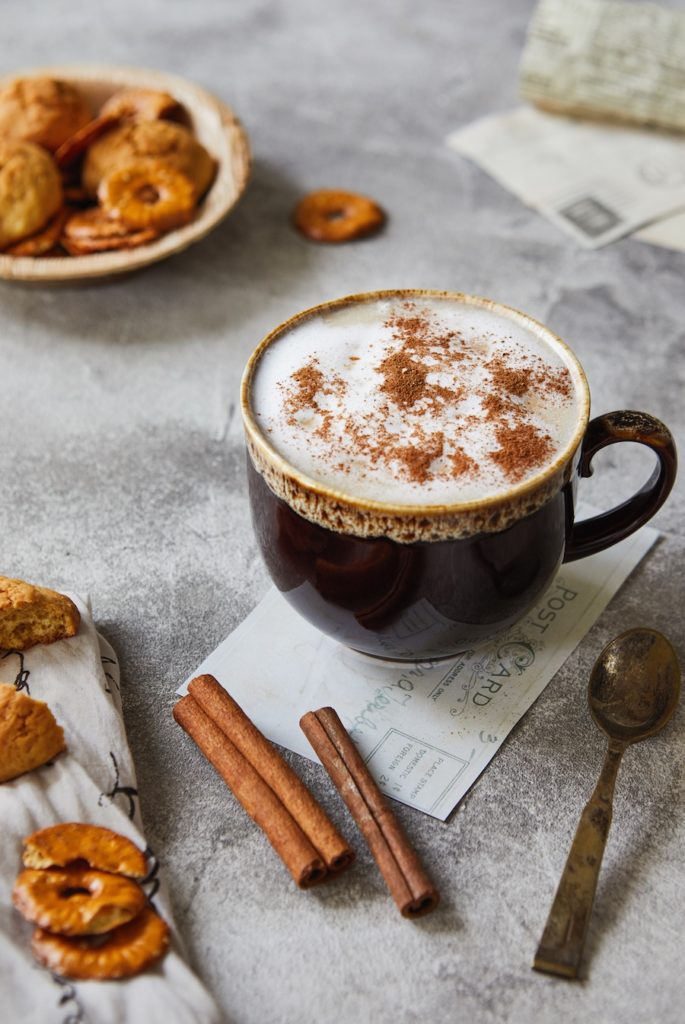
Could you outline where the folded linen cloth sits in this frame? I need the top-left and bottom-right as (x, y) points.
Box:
(0, 592), (220, 1024)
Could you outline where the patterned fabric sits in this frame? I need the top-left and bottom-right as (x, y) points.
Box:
(0, 593), (219, 1024)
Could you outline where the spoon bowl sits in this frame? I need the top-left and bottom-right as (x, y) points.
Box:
(589, 628), (680, 743)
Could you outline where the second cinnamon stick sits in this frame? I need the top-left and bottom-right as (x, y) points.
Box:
(300, 706), (440, 918)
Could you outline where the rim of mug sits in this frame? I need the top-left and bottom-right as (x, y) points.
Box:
(240, 288), (591, 518)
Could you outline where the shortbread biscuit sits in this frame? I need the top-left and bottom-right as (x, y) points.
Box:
(0, 77), (91, 153)
(0, 684), (66, 783)
(3, 206), (67, 257)
(83, 119), (215, 199)
(0, 575), (80, 651)
(0, 141), (63, 250)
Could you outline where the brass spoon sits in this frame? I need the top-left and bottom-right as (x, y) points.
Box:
(533, 627), (680, 979)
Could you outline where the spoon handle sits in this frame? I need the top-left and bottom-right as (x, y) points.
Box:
(533, 740), (625, 978)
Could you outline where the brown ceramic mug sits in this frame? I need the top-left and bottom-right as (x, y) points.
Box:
(241, 290), (676, 660)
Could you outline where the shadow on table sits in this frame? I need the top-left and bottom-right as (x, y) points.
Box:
(0, 158), (317, 346)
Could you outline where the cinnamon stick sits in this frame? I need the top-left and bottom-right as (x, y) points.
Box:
(188, 674), (354, 874)
(174, 694), (326, 888)
(300, 707), (440, 918)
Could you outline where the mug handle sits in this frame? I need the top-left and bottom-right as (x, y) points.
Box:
(563, 410), (677, 563)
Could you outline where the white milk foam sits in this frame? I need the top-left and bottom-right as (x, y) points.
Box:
(251, 296), (582, 506)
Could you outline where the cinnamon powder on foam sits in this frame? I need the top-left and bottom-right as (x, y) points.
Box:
(280, 306), (572, 488)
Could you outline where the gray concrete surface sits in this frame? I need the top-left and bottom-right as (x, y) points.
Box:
(2, 2), (685, 1022)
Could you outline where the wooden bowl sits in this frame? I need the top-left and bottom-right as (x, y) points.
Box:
(0, 64), (251, 282)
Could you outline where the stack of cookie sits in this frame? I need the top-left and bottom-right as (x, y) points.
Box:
(0, 76), (216, 257)
(12, 824), (169, 981)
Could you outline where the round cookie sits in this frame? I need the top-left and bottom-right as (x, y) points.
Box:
(13, 866), (146, 935)
(31, 906), (169, 980)
(61, 207), (160, 254)
(82, 119), (215, 199)
(3, 207), (68, 257)
(0, 77), (91, 152)
(0, 140), (63, 249)
(292, 189), (385, 243)
(99, 158), (195, 231)
(22, 823), (148, 880)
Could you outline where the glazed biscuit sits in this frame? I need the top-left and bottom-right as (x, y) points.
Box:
(0, 77), (91, 153)
(61, 207), (159, 254)
(63, 206), (149, 241)
(31, 906), (169, 981)
(98, 158), (195, 231)
(23, 823), (148, 880)
(0, 142), (63, 250)
(292, 189), (386, 243)
(0, 684), (66, 783)
(0, 575), (79, 650)
(83, 119), (215, 200)
(61, 230), (159, 255)
(13, 866), (146, 935)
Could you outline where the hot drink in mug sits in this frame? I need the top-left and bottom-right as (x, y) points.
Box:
(241, 290), (676, 660)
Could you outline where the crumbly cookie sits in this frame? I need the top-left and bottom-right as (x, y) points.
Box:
(3, 206), (67, 256)
(83, 119), (215, 199)
(0, 77), (91, 152)
(0, 141), (63, 250)
(0, 575), (80, 651)
(0, 684), (66, 783)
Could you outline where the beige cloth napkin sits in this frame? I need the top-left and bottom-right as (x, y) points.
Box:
(0, 593), (221, 1024)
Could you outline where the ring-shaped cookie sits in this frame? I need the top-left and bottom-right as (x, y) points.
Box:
(13, 866), (146, 935)
(31, 906), (170, 981)
(292, 189), (385, 243)
(22, 823), (148, 880)
(98, 158), (196, 232)
(61, 207), (160, 254)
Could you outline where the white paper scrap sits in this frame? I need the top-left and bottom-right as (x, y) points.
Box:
(181, 523), (658, 821)
(635, 208), (685, 251)
(447, 106), (685, 248)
